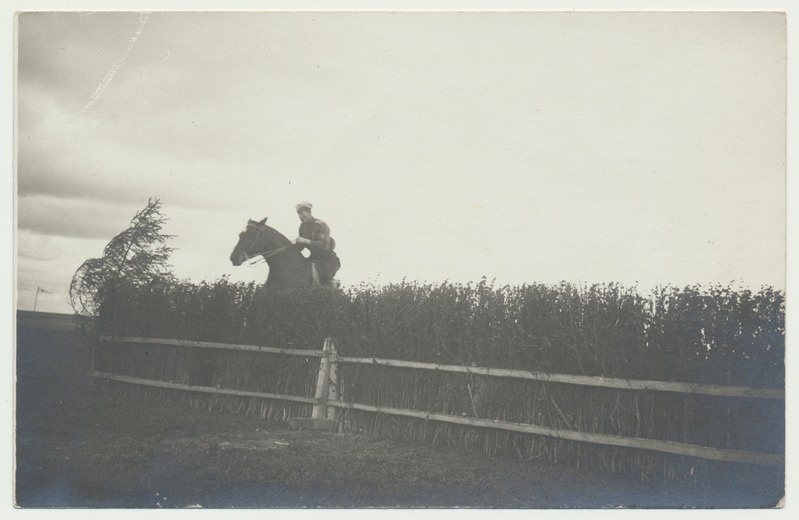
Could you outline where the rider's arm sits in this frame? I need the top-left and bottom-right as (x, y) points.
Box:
(295, 221), (331, 253)
(304, 221), (332, 253)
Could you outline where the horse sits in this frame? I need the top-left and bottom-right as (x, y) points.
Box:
(230, 218), (336, 296)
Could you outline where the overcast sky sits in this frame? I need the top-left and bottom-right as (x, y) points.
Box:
(13, 8), (787, 314)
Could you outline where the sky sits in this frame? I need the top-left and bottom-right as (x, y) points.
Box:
(10, 4), (790, 315)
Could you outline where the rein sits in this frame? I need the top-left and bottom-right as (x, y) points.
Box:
(244, 245), (292, 262)
(242, 223), (293, 264)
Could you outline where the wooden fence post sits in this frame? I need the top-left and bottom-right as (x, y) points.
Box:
(326, 339), (338, 421)
(312, 338), (335, 420)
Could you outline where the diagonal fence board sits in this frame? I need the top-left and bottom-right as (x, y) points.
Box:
(90, 370), (319, 405)
(327, 401), (784, 466)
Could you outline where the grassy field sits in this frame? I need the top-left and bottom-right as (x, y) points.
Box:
(14, 311), (784, 508)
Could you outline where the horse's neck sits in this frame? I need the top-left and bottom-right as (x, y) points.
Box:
(260, 228), (303, 265)
(261, 227), (292, 249)
(259, 226), (312, 290)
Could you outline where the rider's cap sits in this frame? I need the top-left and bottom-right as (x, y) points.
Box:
(296, 201), (313, 212)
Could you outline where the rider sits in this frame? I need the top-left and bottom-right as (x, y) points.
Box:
(294, 201), (341, 285)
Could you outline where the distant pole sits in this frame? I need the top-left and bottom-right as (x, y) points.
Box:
(33, 286), (40, 314)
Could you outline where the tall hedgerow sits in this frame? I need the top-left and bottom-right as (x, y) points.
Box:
(99, 278), (784, 387)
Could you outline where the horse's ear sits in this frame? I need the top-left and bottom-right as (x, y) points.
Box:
(259, 217), (267, 224)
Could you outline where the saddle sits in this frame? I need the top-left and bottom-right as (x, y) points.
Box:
(310, 261), (340, 288)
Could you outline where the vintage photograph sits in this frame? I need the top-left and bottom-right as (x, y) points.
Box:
(13, 5), (787, 509)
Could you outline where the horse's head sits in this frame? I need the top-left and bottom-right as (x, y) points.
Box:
(230, 218), (269, 266)
(230, 217), (316, 291)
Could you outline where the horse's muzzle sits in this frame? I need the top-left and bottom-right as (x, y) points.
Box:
(230, 252), (246, 266)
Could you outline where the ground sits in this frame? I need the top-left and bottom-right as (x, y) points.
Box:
(14, 312), (784, 508)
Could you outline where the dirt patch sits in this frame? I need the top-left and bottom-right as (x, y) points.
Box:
(13, 392), (583, 507)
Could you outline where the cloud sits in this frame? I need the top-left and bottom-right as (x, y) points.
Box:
(15, 229), (68, 262)
(81, 12), (151, 111)
(18, 13), (151, 111)
(16, 89), (242, 211)
(15, 229), (110, 306)
(17, 194), (150, 240)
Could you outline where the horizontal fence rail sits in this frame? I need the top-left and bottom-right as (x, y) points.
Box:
(98, 336), (325, 358)
(93, 336), (785, 467)
(99, 336), (785, 400)
(333, 356), (785, 400)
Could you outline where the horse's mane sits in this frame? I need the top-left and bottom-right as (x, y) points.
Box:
(248, 218), (293, 248)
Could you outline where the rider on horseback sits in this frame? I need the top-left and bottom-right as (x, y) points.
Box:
(293, 202), (341, 286)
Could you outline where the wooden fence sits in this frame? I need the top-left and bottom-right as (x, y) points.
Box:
(91, 336), (784, 467)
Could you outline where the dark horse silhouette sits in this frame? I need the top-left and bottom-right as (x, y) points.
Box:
(230, 218), (335, 296)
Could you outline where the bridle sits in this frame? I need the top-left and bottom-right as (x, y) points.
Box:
(241, 223), (293, 264)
